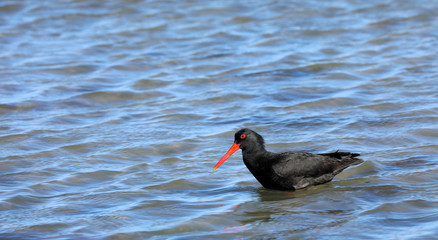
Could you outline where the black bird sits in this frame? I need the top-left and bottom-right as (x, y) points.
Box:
(213, 128), (363, 191)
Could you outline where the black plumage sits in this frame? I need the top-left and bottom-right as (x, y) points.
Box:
(214, 128), (363, 191)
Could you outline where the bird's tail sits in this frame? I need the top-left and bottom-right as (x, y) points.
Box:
(318, 150), (363, 165)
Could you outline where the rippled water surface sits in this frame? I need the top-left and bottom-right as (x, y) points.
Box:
(1, 0), (438, 239)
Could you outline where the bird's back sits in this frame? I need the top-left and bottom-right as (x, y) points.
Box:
(269, 151), (363, 190)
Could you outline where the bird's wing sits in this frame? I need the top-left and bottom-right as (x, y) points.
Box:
(271, 152), (338, 178)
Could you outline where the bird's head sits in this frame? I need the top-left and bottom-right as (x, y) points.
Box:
(212, 128), (265, 171)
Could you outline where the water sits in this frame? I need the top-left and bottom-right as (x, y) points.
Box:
(1, 0), (437, 239)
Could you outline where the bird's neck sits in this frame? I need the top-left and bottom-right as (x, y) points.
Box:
(241, 146), (269, 171)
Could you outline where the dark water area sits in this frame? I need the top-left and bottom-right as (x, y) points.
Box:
(1, 0), (438, 239)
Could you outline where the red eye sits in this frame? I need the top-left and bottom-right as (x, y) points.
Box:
(240, 134), (246, 139)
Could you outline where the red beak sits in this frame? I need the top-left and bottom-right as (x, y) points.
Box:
(213, 143), (241, 171)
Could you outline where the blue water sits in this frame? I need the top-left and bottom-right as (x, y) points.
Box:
(1, 0), (438, 239)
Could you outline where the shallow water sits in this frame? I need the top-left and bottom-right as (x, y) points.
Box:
(1, 0), (438, 239)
